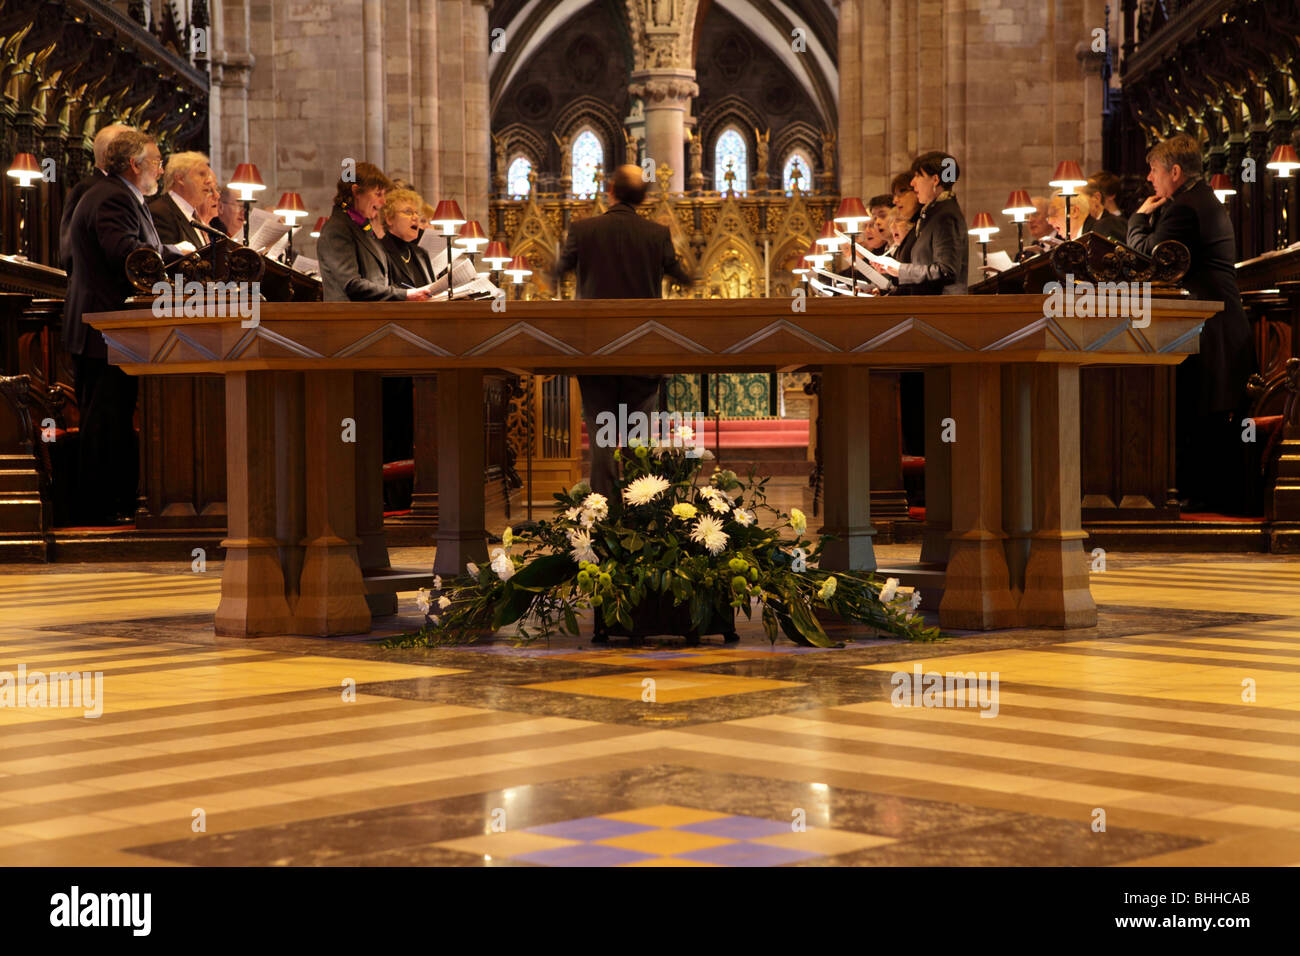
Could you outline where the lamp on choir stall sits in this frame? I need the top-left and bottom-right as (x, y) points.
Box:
(1001, 190), (1036, 258)
(273, 192), (308, 266)
(505, 254), (531, 300)
(1049, 160), (1087, 240)
(791, 254), (811, 295)
(804, 241), (833, 287)
(430, 200), (467, 298)
(6, 152), (41, 260)
(227, 163), (266, 247)
(1209, 174), (1236, 204)
(310, 216), (327, 238)
(833, 197), (869, 296)
(455, 220), (489, 285)
(815, 221), (846, 283)
(968, 212), (999, 269)
(1267, 145), (1300, 250)
(481, 241), (511, 288)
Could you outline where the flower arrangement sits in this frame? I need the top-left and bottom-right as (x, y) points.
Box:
(391, 438), (940, 648)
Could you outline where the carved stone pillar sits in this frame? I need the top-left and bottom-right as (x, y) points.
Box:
(628, 71), (697, 193)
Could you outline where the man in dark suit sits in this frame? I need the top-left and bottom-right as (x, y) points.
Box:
(317, 161), (430, 303)
(1128, 132), (1256, 513)
(554, 164), (693, 501)
(59, 123), (132, 271)
(147, 151), (214, 247)
(63, 130), (191, 524)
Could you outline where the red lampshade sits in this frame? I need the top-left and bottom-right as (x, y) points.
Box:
(1209, 174), (1237, 202)
(1049, 160), (1087, 193)
(310, 215), (328, 237)
(430, 199), (466, 234)
(6, 152), (41, 187)
(1002, 189), (1036, 219)
(454, 219), (488, 250)
(274, 191), (307, 223)
(815, 220), (846, 250)
(805, 241), (832, 266)
(1267, 145), (1300, 176)
(505, 254), (532, 280)
(482, 241), (511, 269)
(832, 196), (869, 230)
(969, 212), (999, 242)
(228, 163), (265, 201)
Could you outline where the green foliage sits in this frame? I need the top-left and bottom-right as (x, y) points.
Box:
(384, 442), (942, 648)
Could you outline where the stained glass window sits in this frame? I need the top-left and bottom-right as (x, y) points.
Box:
(506, 156), (532, 198)
(572, 129), (603, 198)
(714, 128), (747, 196)
(783, 151), (812, 194)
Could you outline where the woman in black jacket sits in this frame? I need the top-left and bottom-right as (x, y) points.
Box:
(880, 151), (969, 294)
(379, 188), (435, 289)
(317, 162), (430, 302)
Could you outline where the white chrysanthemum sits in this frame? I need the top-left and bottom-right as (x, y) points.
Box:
(690, 514), (729, 555)
(671, 502), (698, 520)
(623, 474), (671, 506)
(734, 508), (755, 527)
(568, 528), (599, 565)
(466, 562), (480, 577)
(563, 506), (581, 522)
(818, 576), (837, 600)
(416, 588), (433, 614)
(789, 508), (807, 535)
(705, 495), (730, 514)
(490, 549), (514, 581)
(879, 577), (900, 603)
(909, 589), (922, 610)
(438, 595), (451, 610)
(679, 425), (694, 441)
(581, 493), (609, 521)
(433, 574), (442, 590)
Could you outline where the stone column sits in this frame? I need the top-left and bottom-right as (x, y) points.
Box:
(628, 71), (698, 193)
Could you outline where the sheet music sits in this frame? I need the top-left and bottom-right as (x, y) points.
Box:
(246, 208), (292, 255)
(812, 267), (882, 296)
(832, 228), (901, 273)
(414, 253), (480, 297)
(849, 259), (892, 291)
(985, 250), (1015, 273)
(291, 255), (319, 276)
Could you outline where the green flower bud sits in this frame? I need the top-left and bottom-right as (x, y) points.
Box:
(748, 567), (758, 582)
(591, 595), (603, 607)
(728, 557), (747, 572)
(634, 445), (649, 459)
(731, 575), (748, 593)
(577, 570), (592, 585)
(598, 572), (612, 588)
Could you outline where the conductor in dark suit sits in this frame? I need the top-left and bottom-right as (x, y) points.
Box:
(554, 164), (693, 501)
(63, 130), (191, 523)
(1128, 132), (1255, 512)
(317, 162), (431, 303)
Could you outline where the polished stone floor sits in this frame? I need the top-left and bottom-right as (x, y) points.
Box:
(2, 545), (1299, 866)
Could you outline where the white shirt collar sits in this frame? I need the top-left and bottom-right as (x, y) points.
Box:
(168, 190), (197, 221)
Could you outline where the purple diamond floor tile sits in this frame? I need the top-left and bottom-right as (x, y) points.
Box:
(678, 815), (792, 839)
(677, 842), (820, 867)
(523, 817), (656, 841)
(513, 844), (657, 867)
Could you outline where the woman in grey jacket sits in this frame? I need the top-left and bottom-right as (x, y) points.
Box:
(881, 151), (969, 295)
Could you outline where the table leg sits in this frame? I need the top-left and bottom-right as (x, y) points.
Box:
(920, 367), (952, 564)
(1001, 365), (1033, 593)
(433, 367), (489, 576)
(1020, 364), (1097, 627)
(939, 363), (1018, 630)
(409, 375), (439, 521)
(295, 370), (371, 635)
(355, 371), (396, 616)
(215, 371), (292, 636)
(817, 364), (876, 571)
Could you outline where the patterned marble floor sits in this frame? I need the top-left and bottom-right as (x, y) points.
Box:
(2, 547), (1299, 866)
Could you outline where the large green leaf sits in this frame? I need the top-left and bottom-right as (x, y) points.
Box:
(489, 553), (576, 629)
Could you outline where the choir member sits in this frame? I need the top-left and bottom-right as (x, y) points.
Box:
(213, 187), (245, 238)
(147, 151), (214, 246)
(317, 162), (430, 302)
(1078, 180), (1128, 241)
(1017, 196), (1056, 259)
(1088, 170), (1126, 217)
(1127, 132), (1255, 513)
(878, 151), (968, 294)
(553, 164), (693, 506)
(890, 171), (921, 262)
(1046, 193), (1083, 240)
(379, 188), (435, 288)
(59, 123), (133, 270)
(62, 131), (192, 524)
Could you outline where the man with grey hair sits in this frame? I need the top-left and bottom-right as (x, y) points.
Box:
(59, 122), (133, 270)
(62, 129), (191, 524)
(148, 150), (214, 246)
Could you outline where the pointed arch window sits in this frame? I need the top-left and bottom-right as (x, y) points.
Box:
(572, 129), (603, 198)
(507, 156), (533, 198)
(783, 150), (813, 195)
(714, 127), (748, 195)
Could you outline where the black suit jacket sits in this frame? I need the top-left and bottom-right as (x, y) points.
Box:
(147, 192), (204, 247)
(63, 175), (175, 358)
(318, 207), (404, 302)
(1127, 178), (1255, 414)
(554, 203), (691, 299)
(59, 168), (107, 271)
(896, 195), (968, 294)
(1082, 211), (1128, 243)
(380, 232), (434, 289)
